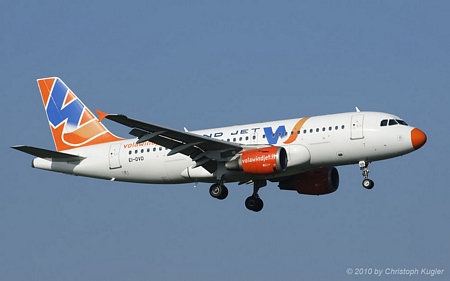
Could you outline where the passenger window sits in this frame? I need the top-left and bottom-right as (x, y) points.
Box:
(297, 130), (300, 134)
(303, 130), (307, 134)
(252, 135), (256, 140)
(341, 125), (345, 129)
(233, 138), (236, 142)
(135, 150), (138, 154)
(322, 127), (326, 132)
(159, 147), (162, 151)
(329, 127), (332, 131)
(245, 136), (249, 141)
(335, 126), (338, 130)
(129, 151), (132, 155)
(141, 149), (144, 153)
(380, 120), (388, 126)
(262, 135), (266, 139)
(291, 131), (294, 135)
(389, 119), (398, 126)
(147, 148), (150, 152)
(310, 129), (313, 133)
(239, 137), (242, 141)
(227, 139), (230, 142)
(316, 128), (319, 132)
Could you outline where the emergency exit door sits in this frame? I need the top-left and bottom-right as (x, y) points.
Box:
(109, 143), (122, 169)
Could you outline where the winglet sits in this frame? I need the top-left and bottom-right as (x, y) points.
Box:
(95, 110), (109, 122)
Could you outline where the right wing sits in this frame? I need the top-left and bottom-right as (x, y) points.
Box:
(102, 113), (243, 173)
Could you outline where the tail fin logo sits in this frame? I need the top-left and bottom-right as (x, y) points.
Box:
(37, 77), (122, 151)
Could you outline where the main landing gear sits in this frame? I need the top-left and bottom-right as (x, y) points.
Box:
(359, 160), (374, 189)
(209, 179), (266, 212)
(245, 180), (266, 212)
(209, 183), (228, 200)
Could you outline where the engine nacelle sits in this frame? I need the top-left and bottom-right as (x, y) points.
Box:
(225, 146), (288, 175)
(286, 144), (311, 169)
(278, 167), (339, 195)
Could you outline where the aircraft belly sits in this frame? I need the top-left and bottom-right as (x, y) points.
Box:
(164, 158), (191, 183)
(308, 141), (336, 166)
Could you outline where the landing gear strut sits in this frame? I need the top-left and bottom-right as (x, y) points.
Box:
(209, 183), (228, 200)
(359, 160), (374, 189)
(245, 180), (266, 212)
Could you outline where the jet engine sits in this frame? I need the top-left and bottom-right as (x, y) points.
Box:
(278, 167), (339, 195)
(225, 146), (287, 175)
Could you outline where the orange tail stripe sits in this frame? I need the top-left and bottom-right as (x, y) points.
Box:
(37, 78), (55, 108)
(79, 109), (95, 126)
(63, 90), (77, 106)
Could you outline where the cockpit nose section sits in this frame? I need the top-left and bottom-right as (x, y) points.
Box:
(411, 128), (427, 150)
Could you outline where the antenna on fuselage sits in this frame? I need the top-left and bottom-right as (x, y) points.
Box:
(355, 107), (361, 112)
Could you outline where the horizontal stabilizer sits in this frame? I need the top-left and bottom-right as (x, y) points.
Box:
(11, 145), (85, 161)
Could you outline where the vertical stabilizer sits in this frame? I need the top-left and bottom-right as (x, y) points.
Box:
(37, 77), (122, 151)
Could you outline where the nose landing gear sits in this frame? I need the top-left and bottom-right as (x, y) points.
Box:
(359, 160), (374, 189)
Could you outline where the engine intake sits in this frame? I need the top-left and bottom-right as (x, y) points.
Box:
(225, 146), (288, 175)
(278, 167), (339, 195)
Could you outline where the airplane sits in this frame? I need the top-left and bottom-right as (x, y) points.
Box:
(12, 77), (427, 212)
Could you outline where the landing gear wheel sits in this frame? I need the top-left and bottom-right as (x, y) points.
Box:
(244, 180), (266, 212)
(245, 196), (264, 212)
(359, 160), (375, 190)
(209, 184), (228, 200)
(362, 179), (374, 189)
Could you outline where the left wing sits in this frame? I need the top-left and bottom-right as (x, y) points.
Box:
(101, 112), (242, 173)
(11, 145), (85, 161)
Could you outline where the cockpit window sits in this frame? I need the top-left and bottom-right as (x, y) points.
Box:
(396, 119), (408, 126)
(381, 119), (409, 127)
(388, 119), (398, 126)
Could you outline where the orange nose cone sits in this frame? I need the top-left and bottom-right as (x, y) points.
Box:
(411, 128), (427, 150)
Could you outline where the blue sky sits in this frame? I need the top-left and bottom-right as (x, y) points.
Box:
(1, 1), (449, 280)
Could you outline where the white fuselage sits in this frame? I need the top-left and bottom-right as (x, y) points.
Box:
(32, 111), (419, 184)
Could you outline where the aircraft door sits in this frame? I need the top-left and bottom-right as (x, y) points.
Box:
(109, 143), (122, 169)
(351, 115), (364, 140)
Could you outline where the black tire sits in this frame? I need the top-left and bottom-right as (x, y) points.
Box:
(245, 196), (264, 212)
(209, 184), (228, 200)
(362, 179), (374, 189)
(253, 198), (264, 212)
(217, 185), (228, 200)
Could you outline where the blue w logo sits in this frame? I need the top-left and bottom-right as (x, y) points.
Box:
(46, 80), (84, 128)
(263, 125), (287, 145)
